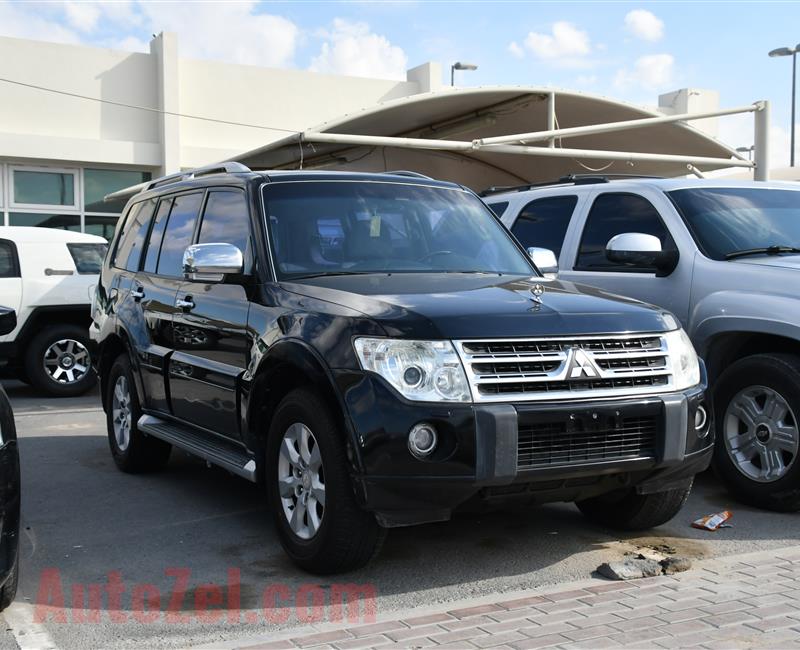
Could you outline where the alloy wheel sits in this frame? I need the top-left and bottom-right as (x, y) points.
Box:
(277, 422), (325, 540)
(43, 338), (90, 384)
(111, 375), (132, 452)
(724, 385), (799, 483)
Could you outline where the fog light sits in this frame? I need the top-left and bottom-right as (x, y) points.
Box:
(408, 423), (437, 458)
(695, 404), (709, 436)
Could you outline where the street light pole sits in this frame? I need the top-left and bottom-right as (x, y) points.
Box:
(769, 44), (800, 166)
(450, 61), (478, 87)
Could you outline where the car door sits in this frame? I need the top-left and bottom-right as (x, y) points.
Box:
(0, 240), (22, 344)
(170, 189), (252, 439)
(134, 191), (204, 414)
(558, 191), (692, 322)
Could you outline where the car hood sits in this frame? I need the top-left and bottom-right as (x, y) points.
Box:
(282, 273), (674, 339)
(730, 254), (800, 270)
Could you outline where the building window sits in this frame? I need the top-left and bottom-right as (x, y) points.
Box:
(84, 215), (122, 241)
(9, 212), (81, 230)
(84, 168), (151, 214)
(10, 166), (79, 209)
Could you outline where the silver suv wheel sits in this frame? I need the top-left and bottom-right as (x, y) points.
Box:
(277, 422), (325, 540)
(111, 375), (132, 452)
(43, 338), (90, 384)
(724, 385), (799, 482)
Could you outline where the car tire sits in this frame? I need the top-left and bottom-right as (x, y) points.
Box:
(266, 388), (385, 574)
(712, 353), (800, 512)
(25, 324), (97, 397)
(106, 355), (171, 473)
(0, 552), (18, 612)
(576, 482), (692, 530)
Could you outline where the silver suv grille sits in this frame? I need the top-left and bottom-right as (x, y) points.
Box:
(454, 334), (671, 402)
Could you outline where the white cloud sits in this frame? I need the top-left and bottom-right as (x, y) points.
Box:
(62, 1), (101, 32)
(0, 0), (81, 44)
(615, 53), (675, 91)
(309, 19), (407, 80)
(524, 21), (591, 62)
(508, 41), (524, 59)
(137, 1), (298, 67)
(624, 9), (664, 42)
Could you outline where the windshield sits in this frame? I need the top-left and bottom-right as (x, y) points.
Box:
(262, 181), (534, 278)
(668, 187), (800, 260)
(67, 242), (108, 274)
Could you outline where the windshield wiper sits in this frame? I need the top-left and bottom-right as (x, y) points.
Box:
(724, 245), (800, 260)
(289, 271), (377, 280)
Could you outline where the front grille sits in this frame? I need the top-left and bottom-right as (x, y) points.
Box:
(454, 334), (672, 402)
(518, 416), (658, 469)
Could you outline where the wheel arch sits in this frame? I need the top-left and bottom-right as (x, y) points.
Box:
(97, 329), (140, 411)
(244, 339), (361, 481)
(702, 329), (800, 383)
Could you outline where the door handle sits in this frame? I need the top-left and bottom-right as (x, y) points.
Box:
(176, 296), (195, 310)
(131, 286), (145, 301)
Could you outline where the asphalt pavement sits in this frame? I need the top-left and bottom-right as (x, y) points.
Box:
(1, 380), (798, 649)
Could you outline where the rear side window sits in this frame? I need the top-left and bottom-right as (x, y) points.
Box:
(511, 195), (577, 258)
(0, 241), (19, 278)
(487, 201), (509, 217)
(156, 192), (203, 277)
(67, 243), (108, 275)
(576, 193), (674, 271)
(197, 190), (250, 255)
(114, 199), (157, 271)
(143, 198), (173, 274)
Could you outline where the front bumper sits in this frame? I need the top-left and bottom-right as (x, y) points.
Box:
(337, 364), (712, 527)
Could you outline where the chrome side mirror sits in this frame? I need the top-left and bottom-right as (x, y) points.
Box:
(182, 243), (244, 283)
(0, 307), (16, 336)
(606, 233), (678, 276)
(527, 247), (559, 279)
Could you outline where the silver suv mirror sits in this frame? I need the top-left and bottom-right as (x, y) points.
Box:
(527, 247), (559, 278)
(182, 243), (244, 283)
(605, 233), (677, 275)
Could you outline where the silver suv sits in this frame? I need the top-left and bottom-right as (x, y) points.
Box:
(487, 176), (800, 512)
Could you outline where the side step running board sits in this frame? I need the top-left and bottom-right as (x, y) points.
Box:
(138, 414), (257, 482)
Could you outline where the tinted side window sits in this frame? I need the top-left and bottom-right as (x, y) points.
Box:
(114, 199), (157, 271)
(511, 195), (577, 258)
(576, 193), (674, 271)
(143, 198), (173, 274)
(198, 190), (250, 255)
(487, 201), (509, 217)
(156, 192), (203, 277)
(0, 241), (19, 278)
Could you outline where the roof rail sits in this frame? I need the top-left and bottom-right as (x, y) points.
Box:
(479, 173), (664, 197)
(382, 170), (433, 180)
(103, 162), (252, 204)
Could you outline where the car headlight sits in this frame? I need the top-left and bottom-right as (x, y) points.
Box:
(664, 328), (700, 390)
(353, 338), (471, 402)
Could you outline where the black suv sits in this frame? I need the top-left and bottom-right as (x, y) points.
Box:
(93, 163), (712, 574)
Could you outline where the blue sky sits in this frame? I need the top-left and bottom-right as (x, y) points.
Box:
(2, 1), (800, 161)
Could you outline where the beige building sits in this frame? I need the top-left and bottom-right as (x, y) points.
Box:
(0, 32), (441, 238)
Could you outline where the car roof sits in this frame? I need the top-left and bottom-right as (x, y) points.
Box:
(0, 227), (108, 244)
(133, 169), (463, 203)
(483, 177), (800, 201)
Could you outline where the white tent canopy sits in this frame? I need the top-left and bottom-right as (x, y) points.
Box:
(233, 86), (764, 192)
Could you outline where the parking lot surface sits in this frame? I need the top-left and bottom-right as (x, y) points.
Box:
(2, 380), (799, 649)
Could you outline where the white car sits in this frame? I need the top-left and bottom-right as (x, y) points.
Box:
(0, 227), (108, 396)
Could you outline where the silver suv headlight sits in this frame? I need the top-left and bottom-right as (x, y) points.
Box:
(353, 338), (471, 402)
(663, 328), (700, 390)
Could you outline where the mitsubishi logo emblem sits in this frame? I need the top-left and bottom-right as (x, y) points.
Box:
(566, 347), (600, 379)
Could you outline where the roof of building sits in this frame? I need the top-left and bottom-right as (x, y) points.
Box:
(232, 86), (744, 193)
